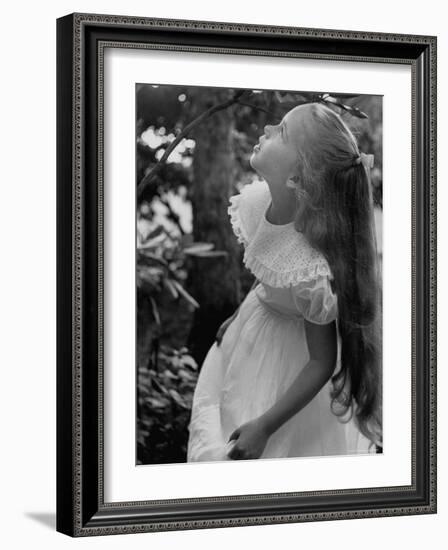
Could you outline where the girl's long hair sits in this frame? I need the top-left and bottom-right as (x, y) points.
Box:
(291, 102), (382, 448)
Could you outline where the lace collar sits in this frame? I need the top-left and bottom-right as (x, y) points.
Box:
(227, 180), (334, 288)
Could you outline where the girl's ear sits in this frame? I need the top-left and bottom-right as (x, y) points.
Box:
(288, 157), (303, 184)
(286, 173), (300, 188)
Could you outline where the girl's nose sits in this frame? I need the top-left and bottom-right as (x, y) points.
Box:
(264, 125), (271, 136)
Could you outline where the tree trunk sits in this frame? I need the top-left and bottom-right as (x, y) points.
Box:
(186, 90), (243, 367)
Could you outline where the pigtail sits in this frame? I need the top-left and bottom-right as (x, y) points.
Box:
(327, 163), (382, 448)
(291, 103), (383, 449)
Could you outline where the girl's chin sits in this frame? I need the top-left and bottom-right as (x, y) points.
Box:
(249, 151), (261, 168)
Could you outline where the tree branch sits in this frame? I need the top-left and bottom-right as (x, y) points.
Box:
(137, 89), (251, 202)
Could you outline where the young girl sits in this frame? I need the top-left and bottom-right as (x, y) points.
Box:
(187, 102), (382, 462)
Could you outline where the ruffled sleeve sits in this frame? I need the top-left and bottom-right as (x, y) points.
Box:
(228, 181), (269, 247)
(228, 193), (249, 247)
(291, 274), (338, 325)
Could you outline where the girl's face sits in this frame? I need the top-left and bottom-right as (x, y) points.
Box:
(250, 105), (311, 185)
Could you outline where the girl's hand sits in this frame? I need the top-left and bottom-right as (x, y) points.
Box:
(215, 314), (237, 346)
(226, 418), (270, 460)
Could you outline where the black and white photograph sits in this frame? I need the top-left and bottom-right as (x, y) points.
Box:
(136, 85), (383, 466)
(1, 0), (442, 543)
(53, 8), (437, 539)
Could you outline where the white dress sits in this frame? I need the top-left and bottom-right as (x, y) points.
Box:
(187, 179), (374, 462)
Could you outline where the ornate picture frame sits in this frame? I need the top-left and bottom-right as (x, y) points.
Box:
(56, 12), (437, 537)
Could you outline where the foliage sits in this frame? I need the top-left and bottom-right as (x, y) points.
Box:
(137, 222), (228, 322)
(137, 345), (198, 464)
(136, 220), (227, 464)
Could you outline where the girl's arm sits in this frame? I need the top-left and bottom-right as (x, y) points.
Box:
(227, 319), (337, 459)
(250, 277), (260, 291)
(259, 319), (337, 436)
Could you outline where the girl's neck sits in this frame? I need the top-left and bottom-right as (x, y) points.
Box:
(265, 180), (297, 225)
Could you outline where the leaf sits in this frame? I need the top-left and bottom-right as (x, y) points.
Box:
(145, 225), (165, 240)
(177, 369), (195, 382)
(180, 355), (198, 371)
(321, 94), (337, 104)
(170, 280), (200, 308)
(149, 297), (161, 325)
(164, 278), (179, 299)
(188, 250), (228, 258)
(183, 242), (215, 254)
(163, 368), (178, 380)
(168, 355), (182, 370)
(320, 95), (369, 119)
(337, 102), (368, 119)
(138, 252), (169, 267)
(330, 93), (361, 100)
(147, 396), (169, 409)
(138, 233), (166, 250)
(168, 389), (188, 409)
(138, 266), (164, 278)
(151, 377), (169, 395)
(347, 106), (369, 119)
(137, 433), (149, 446)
